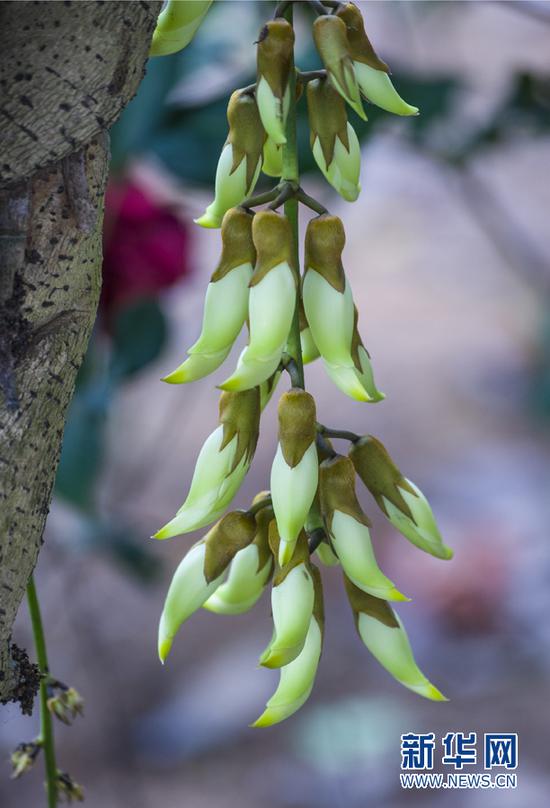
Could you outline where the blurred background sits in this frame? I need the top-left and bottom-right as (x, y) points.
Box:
(2, 1), (550, 805)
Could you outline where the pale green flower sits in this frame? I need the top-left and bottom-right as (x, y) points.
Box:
(260, 528), (315, 668)
(336, 3), (418, 117)
(346, 577), (446, 700)
(221, 212), (297, 391)
(253, 564), (324, 726)
(308, 78), (361, 202)
(154, 390), (260, 539)
(303, 216), (384, 402)
(256, 19), (294, 144)
(204, 507), (273, 615)
(270, 390), (319, 566)
(195, 91), (265, 228)
(150, 0), (213, 57)
(320, 456), (408, 601)
(164, 208), (255, 384)
(158, 542), (223, 662)
(312, 15), (366, 120)
(159, 512), (256, 661)
(349, 436), (452, 560)
(253, 615), (322, 726)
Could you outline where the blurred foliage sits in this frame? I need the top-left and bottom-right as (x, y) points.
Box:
(55, 298), (168, 581)
(444, 71), (550, 165)
(110, 298), (167, 382)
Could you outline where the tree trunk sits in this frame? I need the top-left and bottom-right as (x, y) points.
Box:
(0, 0), (161, 708)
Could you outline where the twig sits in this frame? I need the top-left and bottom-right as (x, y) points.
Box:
(27, 575), (58, 808)
(318, 424), (360, 442)
(297, 69), (327, 84)
(296, 187), (328, 215)
(282, 355), (304, 388)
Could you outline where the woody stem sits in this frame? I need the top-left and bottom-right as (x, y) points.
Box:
(282, 3), (305, 390)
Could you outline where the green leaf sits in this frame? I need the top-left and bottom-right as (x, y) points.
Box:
(55, 389), (107, 508)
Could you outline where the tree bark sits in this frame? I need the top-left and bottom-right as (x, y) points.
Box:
(0, 0), (161, 708)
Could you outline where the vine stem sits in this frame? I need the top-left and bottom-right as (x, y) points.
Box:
(27, 575), (57, 808)
(282, 3), (305, 390)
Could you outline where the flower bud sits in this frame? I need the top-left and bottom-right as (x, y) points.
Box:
(154, 389), (260, 539)
(57, 772), (85, 803)
(345, 576), (447, 700)
(159, 511), (255, 661)
(307, 78), (361, 202)
(312, 15), (366, 121)
(47, 684), (84, 725)
(320, 456), (408, 601)
(195, 90), (265, 228)
(260, 525), (315, 668)
(221, 211), (297, 391)
(271, 389), (319, 566)
(203, 510), (257, 581)
(204, 505), (273, 614)
(349, 436), (453, 560)
(164, 208), (255, 383)
(336, 3), (418, 116)
(150, 0), (213, 57)
(303, 216), (383, 402)
(262, 137), (283, 177)
(252, 564), (324, 727)
(11, 742), (39, 779)
(256, 19), (294, 145)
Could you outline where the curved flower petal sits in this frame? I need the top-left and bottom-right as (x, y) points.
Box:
(357, 610), (446, 701)
(271, 443), (319, 566)
(330, 510), (408, 601)
(260, 563), (314, 668)
(252, 616), (322, 727)
(354, 62), (418, 117)
(383, 479), (453, 560)
(195, 144), (261, 229)
(189, 263), (252, 356)
(162, 347), (231, 385)
(150, 0), (213, 57)
(256, 76), (288, 146)
(158, 542), (223, 662)
(203, 543), (272, 615)
(302, 269), (355, 366)
(220, 348), (283, 392)
(312, 123), (361, 202)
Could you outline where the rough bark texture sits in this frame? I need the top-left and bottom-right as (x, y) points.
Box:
(0, 0), (161, 707)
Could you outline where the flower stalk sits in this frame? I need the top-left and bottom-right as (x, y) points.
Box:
(281, 3), (304, 390)
(27, 575), (57, 808)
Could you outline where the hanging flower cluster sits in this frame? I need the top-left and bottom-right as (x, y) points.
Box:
(151, 0), (451, 727)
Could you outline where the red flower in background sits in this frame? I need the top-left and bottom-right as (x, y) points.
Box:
(101, 179), (192, 318)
